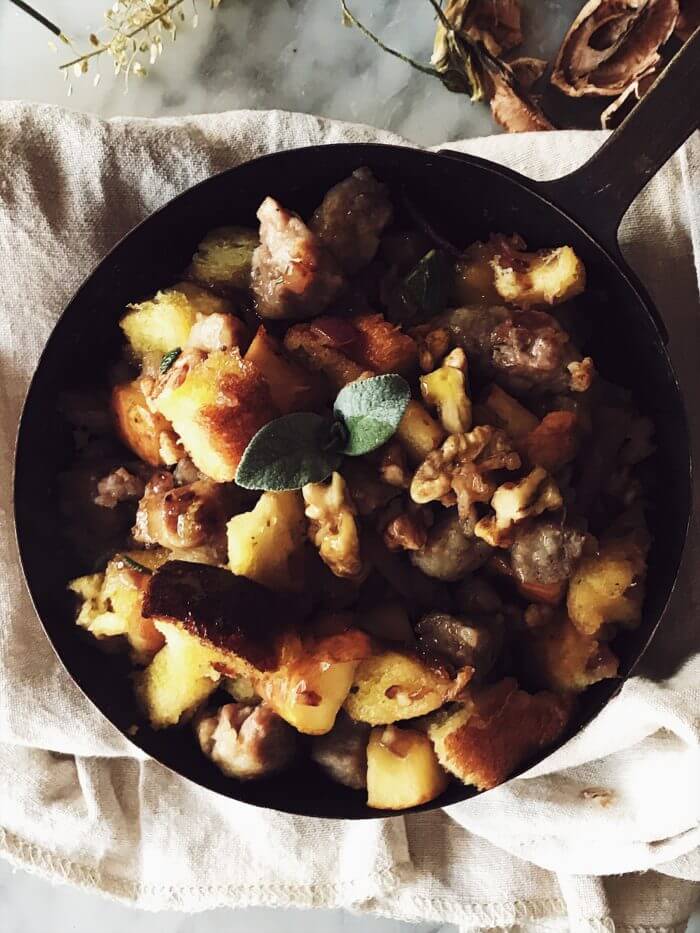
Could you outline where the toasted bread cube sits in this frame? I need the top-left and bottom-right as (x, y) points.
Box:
(491, 245), (585, 308)
(524, 617), (619, 692)
(429, 680), (571, 790)
(155, 348), (277, 482)
(396, 400), (446, 464)
(120, 290), (199, 358)
(189, 226), (259, 291)
(69, 549), (169, 663)
(567, 534), (647, 635)
(284, 323), (365, 391)
(136, 623), (223, 728)
(227, 490), (306, 591)
(170, 281), (236, 316)
(344, 650), (469, 725)
(367, 726), (448, 810)
(245, 326), (326, 413)
(351, 313), (418, 377)
(111, 380), (180, 467)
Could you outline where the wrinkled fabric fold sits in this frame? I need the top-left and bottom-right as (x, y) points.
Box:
(0, 102), (698, 927)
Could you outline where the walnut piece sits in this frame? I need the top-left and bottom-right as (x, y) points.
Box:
(302, 471), (366, 580)
(410, 425), (521, 521)
(410, 325), (452, 373)
(475, 467), (563, 547)
(420, 347), (472, 435)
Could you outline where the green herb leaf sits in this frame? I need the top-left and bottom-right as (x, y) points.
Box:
(402, 249), (450, 319)
(236, 412), (344, 491)
(120, 554), (152, 574)
(160, 347), (181, 374)
(334, 374), (411, 456)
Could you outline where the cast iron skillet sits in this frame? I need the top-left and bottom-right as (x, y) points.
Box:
(14, 33), (699, 818)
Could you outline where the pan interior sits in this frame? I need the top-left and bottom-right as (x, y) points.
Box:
(14, 144), (690, 819)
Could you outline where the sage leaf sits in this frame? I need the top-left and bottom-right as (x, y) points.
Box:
(160, 347), (181, 374)
(402, 249), (450, 319)
(334, 374), (410, 456)
(236, 412), (344, 491)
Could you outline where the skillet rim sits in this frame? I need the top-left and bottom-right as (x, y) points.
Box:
(12, 141), (693, 819)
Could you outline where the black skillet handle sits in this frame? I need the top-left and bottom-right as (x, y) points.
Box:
(536, 26), (700, 256)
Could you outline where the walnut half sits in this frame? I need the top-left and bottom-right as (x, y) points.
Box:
(474, 467), (563, 548)
(302, 471), (367, 580)
(410, 425), (521, 522)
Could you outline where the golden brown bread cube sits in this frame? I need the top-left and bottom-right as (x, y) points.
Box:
(522, 617), (619, 692)
(69, 549), (169, 664)
(120, 289), (199, 358)
(188, 226), (259, 291)
(429, 678), (572, 790)
(350, 313), (418, 377)
(284, 323), (366, 391)
(154, 348), (277, 482)
(366, 726), (449, 810)
(244, 326), (327, 413)
(567, 533), (648, 636)
(344, 650), (471, 725)
(491, 244), (586, 308)
(111, 379), (180, 467)
(136, 622), (225, 728)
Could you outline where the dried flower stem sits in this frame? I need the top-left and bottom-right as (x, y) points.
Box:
(8, 0), (62, 36)
(340, 0), (439, 78)
(58, 0), (186, 71)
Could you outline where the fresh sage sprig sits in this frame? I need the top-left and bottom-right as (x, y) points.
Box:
(402, 249), (451, 320)
(236, 374), (411, 491)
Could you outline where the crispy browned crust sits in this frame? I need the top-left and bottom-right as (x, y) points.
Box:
(199, 357), (277, 471)
(442, 679), (573, 789)
(142, 561), (293, 670)
(349, 314), (418, 377)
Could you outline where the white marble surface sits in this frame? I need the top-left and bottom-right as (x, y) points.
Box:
(0, 0), (581, 146)
(1, 1), (698, 930)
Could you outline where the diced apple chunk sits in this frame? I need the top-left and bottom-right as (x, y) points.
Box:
(367, 726), (448, 810)
(227, 490), (306, 591)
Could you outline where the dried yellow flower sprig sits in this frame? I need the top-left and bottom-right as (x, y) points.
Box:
(12, 0), (221, 93)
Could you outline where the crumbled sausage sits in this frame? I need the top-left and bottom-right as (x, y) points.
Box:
(133, 476), (229, 551)
(94, 467), (145, 509)
(196, 703), (297, 780)
(415, 610), (503, 675)
(251, 197), (345, 320)
(510, 520), (587, 585)
(309, 168), (393, 274)
(410, 509), (491, 581)
(310, 713), (370, 789)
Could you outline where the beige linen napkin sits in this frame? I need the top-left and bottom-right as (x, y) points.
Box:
(1, 102), (698, 930)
